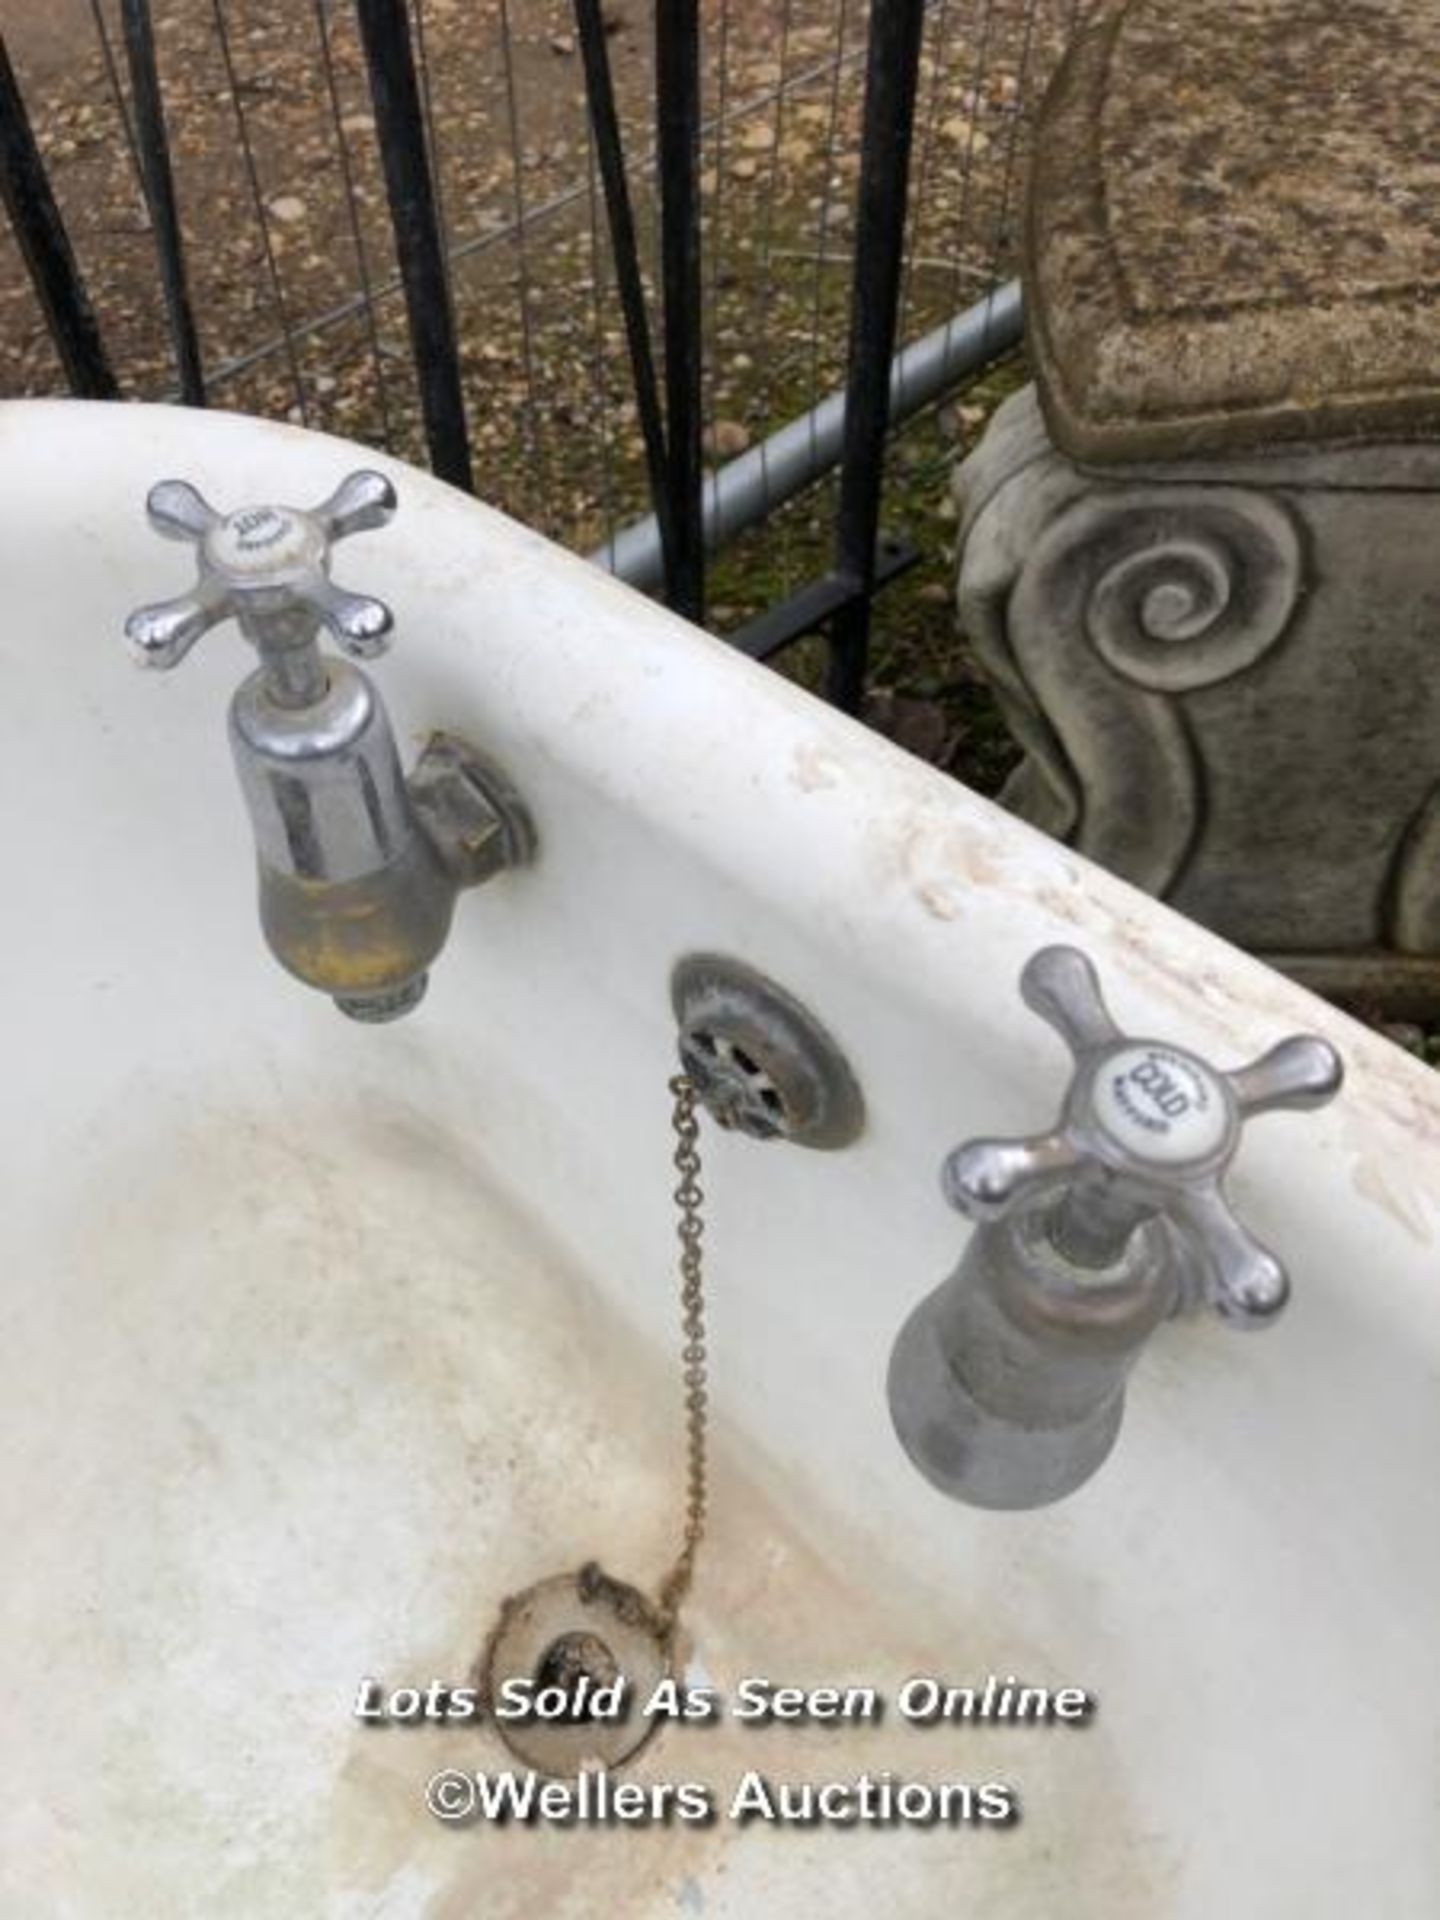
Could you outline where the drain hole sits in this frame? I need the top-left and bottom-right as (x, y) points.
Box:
(532, 1632), (621, 1721)
(691, 1029), (719, 1056)
(730, 1042), (759, 1074)
(481, 1567), (671, 1776)
(758, 1086), (784, 1115)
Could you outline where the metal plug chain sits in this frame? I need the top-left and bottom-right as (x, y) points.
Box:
(656, 1073), (710, 1629)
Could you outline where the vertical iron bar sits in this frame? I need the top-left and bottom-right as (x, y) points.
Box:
(573, 0), (678, 591)
(702, 0), (733, 540)
(120, 0), (205, 405)
(828, 0), (927, 712)
(0, 33), (118, 399)
(583, 110), (619, 565)
(354, 0), (473, 491)
(655, 0), (704, 622)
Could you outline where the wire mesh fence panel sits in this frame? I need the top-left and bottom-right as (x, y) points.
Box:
(0, 0), (1088, 768)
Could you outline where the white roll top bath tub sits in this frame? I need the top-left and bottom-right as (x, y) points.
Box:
(1, 401), (1437, 1917)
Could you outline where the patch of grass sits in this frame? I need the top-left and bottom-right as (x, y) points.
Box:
(706, 349), (1030, 798)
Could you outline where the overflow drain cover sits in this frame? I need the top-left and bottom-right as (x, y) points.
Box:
(478, 1564), (672, 1776)
(671, 952), (864, 1148)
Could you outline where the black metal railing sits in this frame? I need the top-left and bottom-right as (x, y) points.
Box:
(0, 1), (1062, 709)
(119, 0), (204, 406)
(354, 0), (472, 490)
(0, 33), (116, 399)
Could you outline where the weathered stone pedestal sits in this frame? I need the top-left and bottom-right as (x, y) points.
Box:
(956, 0), (1440, 1012)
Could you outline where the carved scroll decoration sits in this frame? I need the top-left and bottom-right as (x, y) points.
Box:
(962, 472), (1303, 898)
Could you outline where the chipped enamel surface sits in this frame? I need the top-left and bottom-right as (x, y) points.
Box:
(2, 403), (1438, 1916)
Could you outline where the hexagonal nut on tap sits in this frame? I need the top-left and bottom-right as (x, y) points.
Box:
(942, 945), (1344, 1326)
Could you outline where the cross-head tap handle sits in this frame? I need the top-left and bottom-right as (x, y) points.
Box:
(123, 471), (397, 699)
(942, 946), (1343, 1326)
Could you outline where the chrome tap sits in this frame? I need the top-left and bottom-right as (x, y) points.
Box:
(125, 472), (532, 1020)
(888, 946), (1343, 1509)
